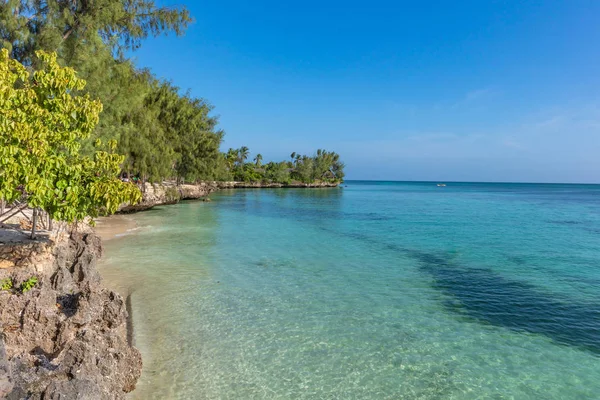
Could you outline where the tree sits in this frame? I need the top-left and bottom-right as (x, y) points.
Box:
(254, 154), (263, 167)
(1, 0), (196, 172)
(293, 156), (315, 183)
(265, 162), (290, 184)
(0, 49), (141, 235)
(226, 148), (238, 169)
(1, 0), (192, 63)
(238, 146), (249, 165)
(143, 81), (223, 182)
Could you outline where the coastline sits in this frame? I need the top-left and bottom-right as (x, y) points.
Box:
(1, 181), (340, 398)
(118, 180), (340, 213)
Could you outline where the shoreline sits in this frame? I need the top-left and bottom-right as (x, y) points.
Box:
(95, 214), (140, 241)
(94, 215), (141, 353)
(118, 180), (341, 213)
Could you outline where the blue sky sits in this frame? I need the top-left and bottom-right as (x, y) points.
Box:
(133, 0), (600, 182)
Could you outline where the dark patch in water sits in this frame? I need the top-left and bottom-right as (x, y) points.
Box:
(408, 250), (600, 355)
(319, 225), (600, 354)
(506, 255), (527, 266)
(546, 220), (583, 226)
(583, 227), (600, 235)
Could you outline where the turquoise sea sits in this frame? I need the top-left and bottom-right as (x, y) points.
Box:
(98, 181), (600, 399)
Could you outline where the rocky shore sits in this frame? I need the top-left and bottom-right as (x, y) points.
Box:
(119, 180), (340, 212)
(0, 228), (141, 399)
(216, 181), (340, 189)
(118, 181), (218, 213)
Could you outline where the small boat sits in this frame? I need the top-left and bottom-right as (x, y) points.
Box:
(437, 183), (446, 187)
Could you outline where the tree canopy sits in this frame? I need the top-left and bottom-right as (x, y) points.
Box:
(0, 48), (140, 226)
(1, 1), (345, 189)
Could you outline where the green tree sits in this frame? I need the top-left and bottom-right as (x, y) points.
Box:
(226, 148), (238, 169)
(1, 0), (192, 63)
(254, 154), (263, 167)
(238, 146), (249, 165)
(265, 162), (291, 184)
(0, 49), (141, 235)
(1, 0), (195, 168)
(293, 156), (315, 183)
(143, 81), (223, 182)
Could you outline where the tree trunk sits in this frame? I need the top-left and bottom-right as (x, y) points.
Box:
(31, 208), (37, 239)
(0, 199), (4, 216)
(39, 210), (46, 230)
(0, 203), (27, 224)
(48, 213), (53, 231)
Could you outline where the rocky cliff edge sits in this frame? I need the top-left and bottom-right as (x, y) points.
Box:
(0, 229), (141, 399)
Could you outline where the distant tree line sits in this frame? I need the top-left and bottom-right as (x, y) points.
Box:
(0, 1), (344, 187)
(224, 148), (345, 184)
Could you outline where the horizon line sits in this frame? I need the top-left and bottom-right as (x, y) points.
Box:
(344, 179), (600, 185)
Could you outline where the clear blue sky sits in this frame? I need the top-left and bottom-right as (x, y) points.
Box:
(133, 0), (600, 183)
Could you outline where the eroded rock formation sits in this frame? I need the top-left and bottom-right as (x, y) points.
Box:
(0, 231), (141, 399)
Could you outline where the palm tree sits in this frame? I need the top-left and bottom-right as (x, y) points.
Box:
(226, 148), (237, 169)
(254, 153), (263, 167)
(238, 146), (249, 164)
(290, 152), (296, 161)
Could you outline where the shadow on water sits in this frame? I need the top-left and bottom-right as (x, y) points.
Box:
(322, 227), (600, 355)
(408, 250), (600, 355)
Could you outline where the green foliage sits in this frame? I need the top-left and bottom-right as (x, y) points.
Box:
(0, 0), (228, 185)
(0, 49), (141, 222)
(142, 81), (224, 182)
(232, 163), (263, 182)
(223, 148), (344, 184)
(164, 186), (181, 203)
(265, 162), (291, 184)
(1, 277), (13, 291)
(20, 276), (38, 293)
(0, 2), (344, 188)
(0, 276), (40, 293)
(1, 0), (192, 63)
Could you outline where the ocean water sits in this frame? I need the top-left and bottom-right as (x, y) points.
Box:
(98, 181), (600, 399)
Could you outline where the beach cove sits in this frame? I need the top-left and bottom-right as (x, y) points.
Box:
(97, 181), (600, 399)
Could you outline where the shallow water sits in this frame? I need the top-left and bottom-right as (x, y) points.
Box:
(98, 181), (600, 399)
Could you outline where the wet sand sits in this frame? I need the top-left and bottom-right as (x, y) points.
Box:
(94, 215), (139, 242)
